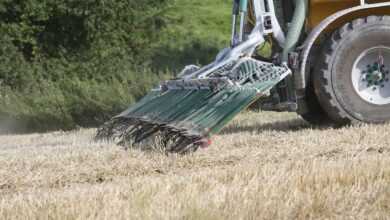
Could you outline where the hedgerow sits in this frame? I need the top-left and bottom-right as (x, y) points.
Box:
(0, 0), (171, 132)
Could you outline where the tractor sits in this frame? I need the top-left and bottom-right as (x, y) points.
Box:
(98, 0), (390, 153)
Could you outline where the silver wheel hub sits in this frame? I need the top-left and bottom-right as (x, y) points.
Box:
(352, 46), (390, 105)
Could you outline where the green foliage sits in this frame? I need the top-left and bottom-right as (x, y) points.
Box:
(0, 68), (169, 132)
(0, 0), (171, 83)
(149, 0), (231, 72)
(0, 0), (172, 132)
(0, 0), (232, 132)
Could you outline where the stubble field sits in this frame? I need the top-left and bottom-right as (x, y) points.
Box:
(1, 111), (390, 219)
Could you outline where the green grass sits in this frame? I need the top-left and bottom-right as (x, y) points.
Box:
(149, 0), (232, 72)
(164, 0), (232, 42)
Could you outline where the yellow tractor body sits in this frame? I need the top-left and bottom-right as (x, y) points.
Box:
(309, 0), (390, 30)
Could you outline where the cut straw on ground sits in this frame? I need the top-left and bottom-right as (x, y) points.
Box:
(1, 111), (390, 219)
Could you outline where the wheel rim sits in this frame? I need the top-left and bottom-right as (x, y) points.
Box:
(352, 46), (390, 105)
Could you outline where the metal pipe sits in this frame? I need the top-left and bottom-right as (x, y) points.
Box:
(238, 0), (248, 43)
(239, 12), (245, 42)
(231, 0), (240, 46)
(231, 15), (237, 45)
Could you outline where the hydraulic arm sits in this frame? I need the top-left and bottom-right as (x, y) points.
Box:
(97, 0), (308, 153)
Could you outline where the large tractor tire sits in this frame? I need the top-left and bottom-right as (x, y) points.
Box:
(299, 79), (331, 125)
(298, 45), (331, 125)
(314, 16), (390, 125)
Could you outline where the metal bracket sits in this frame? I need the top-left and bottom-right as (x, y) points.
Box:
(182, 0), (287, 81)
(252, 0), (286, 46)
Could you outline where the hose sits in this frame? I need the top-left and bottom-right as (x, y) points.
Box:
(239, 0), (249, 42)
(231, 0), (240, 45)
(282, 0), (308, 63)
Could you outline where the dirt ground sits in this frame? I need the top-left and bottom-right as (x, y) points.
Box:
(1, 111), (390, 219)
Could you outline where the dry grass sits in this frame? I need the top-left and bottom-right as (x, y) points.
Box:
(1, 111), (390, 219)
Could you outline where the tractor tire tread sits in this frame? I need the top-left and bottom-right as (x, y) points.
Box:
(314, 16), (388, 125)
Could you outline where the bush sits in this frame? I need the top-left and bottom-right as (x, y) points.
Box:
(0, 0), (233, 133)
(0, 67), (169, 132)
(0, 0), (173, 132)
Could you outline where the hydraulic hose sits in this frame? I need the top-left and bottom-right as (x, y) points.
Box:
(239, 0), (249, 42)
(282, 0), (308, 63)
(231, 0), (240, 46)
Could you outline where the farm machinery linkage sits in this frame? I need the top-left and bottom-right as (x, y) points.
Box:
(98, 0), (390, 153)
